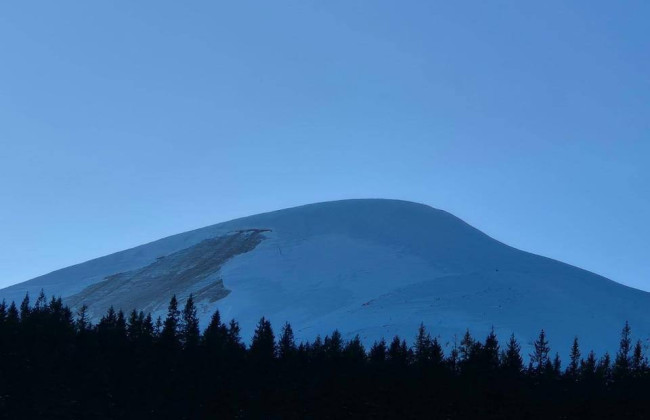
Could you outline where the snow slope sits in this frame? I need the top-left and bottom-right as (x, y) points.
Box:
(1, 199), (647, 357)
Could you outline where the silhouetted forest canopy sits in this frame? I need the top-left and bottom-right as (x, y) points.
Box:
(1, 291), (649, 419)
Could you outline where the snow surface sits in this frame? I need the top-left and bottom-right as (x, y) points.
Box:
(1, 199), (648, 358)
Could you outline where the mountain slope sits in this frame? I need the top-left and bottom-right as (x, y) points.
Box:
(1, 199), (647, 356)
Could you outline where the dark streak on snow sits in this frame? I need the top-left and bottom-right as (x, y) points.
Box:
(65, 229), (269, 319)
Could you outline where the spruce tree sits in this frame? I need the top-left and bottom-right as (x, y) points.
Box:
(249, 317), (275, 362)
(19, 293), (30, 320)
(530, 329), (551, 373)
(160, 295), (181, 350)
(431, 337), (444, 366)
(552, 352), (562, 377)
(388, 336), (410, 367)
(142, 313), (155, 341)
(278, 322), (297, 360)
(614, 321), (632, 379)
(203, 310), (228, 352)
(34, 290), (47, 313)
(596, 352), (612, 384)
(75, 305), (91, 334)
(483, 328), (500, 370)
(501, 333), (523, 374)
(127, 309), (142, 341)
(181, 295), (200, 349)
(414, 323), (433, 365)
(324, 330), (344, 359)
(567, 336), (581, 379)
(369, 339), (387, 365)
(6, 302), (18, 326)
(459, 329), (476, 363)
(227, 319), (244, 355)
(580, 350), (597, 381)
(116, 310), (127, 333)
(631, 339), (647, 374)
(98, 306), (118, 330)
(344, 335), (367, 364)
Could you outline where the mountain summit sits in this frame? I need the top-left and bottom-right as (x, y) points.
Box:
(2, 199), (648, 355)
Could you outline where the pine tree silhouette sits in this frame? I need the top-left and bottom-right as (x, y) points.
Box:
(530, 329), (551, 373)
(501, 333), (523, 374)
(369, 339), (387, 365)
(482, 328), (500, 371)
(596, 352), (612, 384)
(160, 295), (181, 350)
(614, 321), (632, 379)
(181, 294), (200, 349)
(580, 350), (597, 381)
(343, 335), (366, 364)
(567, 336), (581, 380)
(324, 330), (344, 360)
(414, 323), (433, 366)
(278, 322), (297, 360)
(250, 317), (275, 362)
(631, 339), (647, 374)
(19, 292), (30, 320)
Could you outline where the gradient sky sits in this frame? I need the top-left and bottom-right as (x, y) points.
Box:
(1, 1), (648, 291)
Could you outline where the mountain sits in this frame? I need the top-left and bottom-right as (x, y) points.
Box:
(1, 199), (647, 356)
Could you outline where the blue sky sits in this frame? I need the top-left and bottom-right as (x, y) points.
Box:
(1, 1), (648, 290)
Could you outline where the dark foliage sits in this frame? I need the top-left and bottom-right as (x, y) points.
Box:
(0, 294), (649, 419)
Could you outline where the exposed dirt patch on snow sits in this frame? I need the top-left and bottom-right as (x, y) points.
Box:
(65, 229), (268, 318)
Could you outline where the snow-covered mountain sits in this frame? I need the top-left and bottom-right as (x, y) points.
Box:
(1, 199), (647, 356)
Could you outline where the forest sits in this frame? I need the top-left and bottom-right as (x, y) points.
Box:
(0, 291), (649, 419)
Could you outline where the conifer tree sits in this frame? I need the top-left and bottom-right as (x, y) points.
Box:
(181, 295), (200, 349)
(631, 339), (647, 374)
(116, 309), (127, 333)
(552, 353), (562, 377)
(530, 329), (551, 373)
(414, 323), (433, 365)
(160, 295), (181, 349)
(483, 328), (500, 370)
(344, 335), (366, 364)
(369, 339), (387, 365)
(278, 322), (297, 360)
(596, 352), (612, 384)
(98, 306), (118, 330)
(33, 290), (47, 313)
(75, 305), (91, 334)
(142, 313), (155, 340)
(580, 350), (597, 381)
(310, 335), (324, 360)
(567, 337), (581, 379)
(614, 321), (631, 379)
(388, 336), (410, 367)
(324, 330), (344, 359)
(19, 293), (30, 320)
(459, 329), (476, 363)
(431, 337), (444, 366)
(227, 319), (244, 354)
(203, 310), (228, 352)
(127, 309), (142, 340)
(249, 317), (275, 362)
(6, 302), (18, 326)
(501, 333), (523, 374)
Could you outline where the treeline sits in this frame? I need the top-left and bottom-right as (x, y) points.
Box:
(0, 292), (649, 419)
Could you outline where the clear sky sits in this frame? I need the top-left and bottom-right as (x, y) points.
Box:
(1, 1), (648, 291)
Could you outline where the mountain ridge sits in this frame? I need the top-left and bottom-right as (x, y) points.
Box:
(1, 199), (647, 356)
